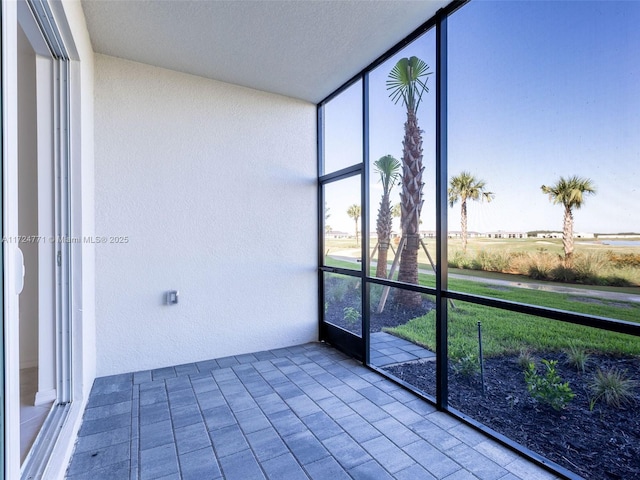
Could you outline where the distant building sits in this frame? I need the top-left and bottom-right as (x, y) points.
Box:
(597, 233), (640, 239)
(486, 231), (526, 239)
(536, 232), (595, 239)
(326, 230), (349, 238)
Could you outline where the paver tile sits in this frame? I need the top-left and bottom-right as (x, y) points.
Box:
(139, 443), (179, 480)
(246, 427), (289, 462)
(261, 453), (308, 480)
(67, 342), (551, 480)
(179, 446), (222, 480)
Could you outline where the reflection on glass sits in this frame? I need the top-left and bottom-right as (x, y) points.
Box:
(447, 0), (640, 318)
(446, 300), (640, 479)
(368, 30), (436, 293)
(369, 284), (437, 397)
(323, 176), (362, 270)
(323, 80), (362, 175)
(323, 273), (362, 337)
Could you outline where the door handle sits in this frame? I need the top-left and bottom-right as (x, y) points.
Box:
(14, 246), (25, 295)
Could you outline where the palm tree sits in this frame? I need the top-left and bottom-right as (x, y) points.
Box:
(448, 171), (495, 252)
(324, 203), (332, 233)
(346, 204), (361, 245)
(374, 155), (401, 278)
(387, 56), (432, 307)
(541, 175), (596, 265)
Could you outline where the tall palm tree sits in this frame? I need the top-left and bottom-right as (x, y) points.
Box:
(448, 171), (495, 252)
(387, 56), (431, 307)
(346, 204), (361, 245)
(324, 203), (332, 233)
(374, 155), (401, 278)
(541, 175), (596, 265)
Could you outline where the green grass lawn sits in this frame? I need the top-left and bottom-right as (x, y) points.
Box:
(323, 254), (640, 357)
(387, 301), (640, 358)
(388, 271), (640, 357)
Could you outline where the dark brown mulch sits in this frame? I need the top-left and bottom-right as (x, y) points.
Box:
(385, 353), (640, 479)
(324, 280), (434, 335)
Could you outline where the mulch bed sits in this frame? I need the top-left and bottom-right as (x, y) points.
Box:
(325, 276), (640, 478)
(324, 283), (434, 335)
(385, 352), (640, 479)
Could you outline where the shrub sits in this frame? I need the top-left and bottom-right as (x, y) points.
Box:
(449, 250), (474, 269)
(524, 359), (575, 411)
(528, 264), (550, 280)
(550, 265), (578, 283)
(327, 276), (349, 303)
(451, 349), (480, 377)
(603, 275), (633, 287)
(573, 253), (609, 283)
(342, 307), (360, 325)
(588, 368), (636, 408)
(606, 251), (640, 268)
(564, 344), (590, 373)
(472, 250), (511, 272)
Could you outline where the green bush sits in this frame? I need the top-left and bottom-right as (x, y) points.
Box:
(450, 344), (480, 377)
(342, 307), (360, 325)
(524, 359), (575, 411)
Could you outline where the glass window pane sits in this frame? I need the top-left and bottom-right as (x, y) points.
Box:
(447, 1), (640, 322)
(323, 272), (362, 337)
(446, 300), (640, 479)
(322, 80), (363, 175)
(323, 175), (362, 270)
(369, 284), (437, 398)
(368, 29), (436, 292)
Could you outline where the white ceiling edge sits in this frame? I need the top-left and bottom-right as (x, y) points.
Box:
(81, 0), (449, 103)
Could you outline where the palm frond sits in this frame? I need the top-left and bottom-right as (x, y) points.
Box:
(386, 56), (432, 112)
(374, 155), (401, 194)
(541, 175), (596, 209)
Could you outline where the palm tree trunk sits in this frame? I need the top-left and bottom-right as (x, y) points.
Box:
(376, 193), (393, 279)
(396, 234), (420, 305)
(396, 109), (423, 308)
(563, 205), (574, 266)
(376, 243), (389, 278)
(461, 199), (468, 252)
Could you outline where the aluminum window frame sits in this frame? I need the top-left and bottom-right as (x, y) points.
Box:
(317, 1), (640, 478)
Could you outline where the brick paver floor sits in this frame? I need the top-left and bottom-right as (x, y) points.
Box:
(66, 342), (559, 480)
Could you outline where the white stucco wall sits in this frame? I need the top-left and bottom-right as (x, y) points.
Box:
(94, 55), (317, 376)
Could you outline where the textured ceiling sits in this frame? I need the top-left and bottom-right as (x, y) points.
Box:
(81, 0), (448, 103)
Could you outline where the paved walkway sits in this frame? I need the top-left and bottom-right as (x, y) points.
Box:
(66, 342), (558, 480)
(370, 332), (435, 367)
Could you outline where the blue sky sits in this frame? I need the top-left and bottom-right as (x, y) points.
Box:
(324, 0), (639, 235)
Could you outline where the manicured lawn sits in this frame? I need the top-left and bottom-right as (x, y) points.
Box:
(387, 300), (640, 357)
(322, 254), (640, 356)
